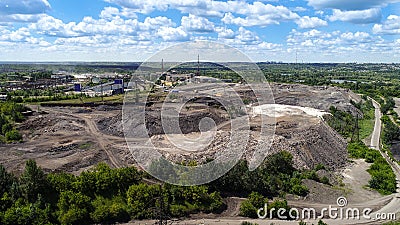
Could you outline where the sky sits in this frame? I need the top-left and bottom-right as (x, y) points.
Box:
(0, 0), (400, 62)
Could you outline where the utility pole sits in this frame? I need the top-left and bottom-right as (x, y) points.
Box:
(101, 78), (104, 103)
(197, 54), (200, 76)
(157, 184), (168, 225)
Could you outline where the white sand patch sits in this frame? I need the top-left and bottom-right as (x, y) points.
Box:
(252, 104), (330, 118)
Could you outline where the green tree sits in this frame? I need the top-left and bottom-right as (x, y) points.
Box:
(0, 165), (13, 197)
(126, 184), (160, 219)
(90, 196), (130, 224)
(57, 191), (92, 225)
(19, 160), (48, 203)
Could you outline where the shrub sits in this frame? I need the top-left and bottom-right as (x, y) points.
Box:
(5, 130), (22, 143)
(291, 184), (309, 196)
(320, 176), (330, 185)
(90, 196), (130, 224)
(239, 192), (265, 218)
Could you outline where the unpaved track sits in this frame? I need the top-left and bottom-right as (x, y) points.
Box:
(42, 107), (125, 168)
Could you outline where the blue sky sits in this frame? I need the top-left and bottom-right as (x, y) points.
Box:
(0, 0), (400, 62)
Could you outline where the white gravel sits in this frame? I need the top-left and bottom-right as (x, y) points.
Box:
(252, 104), (330, 118)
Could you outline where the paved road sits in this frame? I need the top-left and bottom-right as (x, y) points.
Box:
(369, 97), (383, 150)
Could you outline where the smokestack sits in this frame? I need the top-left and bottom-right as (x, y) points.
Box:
(162, 58), (164, 74)
(197, 54), (200, 76)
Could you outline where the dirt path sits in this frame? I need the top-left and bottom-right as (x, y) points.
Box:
(220, 197), (245, 217)
(342, 159), (382, 203)
(42, 107), (124, 168)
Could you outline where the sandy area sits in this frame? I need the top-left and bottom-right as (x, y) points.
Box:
(341, 159), (382, 203)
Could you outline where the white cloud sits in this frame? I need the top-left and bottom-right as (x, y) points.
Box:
(181, 14), (215, 32)
(373, 15), (400, 34)
(0, 0), (50, 15)
(100, 7), (120, 19)
(0, 27), (30, 42)
(222, 8), (299, 27)
(287, 29), (384, 54)
(216, 27), (235, 39)
(105, 0), (301, 26)
(156, 26), (189, 41)
(235, 27), (261, 44)
(293, 7), (307, 12)
(0, 0), (50, 22)
(296, 16), (327, 29)
(100, 6), (137, 19)
(220, 3), (300, 26)
(29, 15), (79, 37)
(306, 0), (400, 11)
(0, 14), (44, 23)
(29, 14), (174, 38)
(140, 16), (175, 30)
(329, 8), (382, 24)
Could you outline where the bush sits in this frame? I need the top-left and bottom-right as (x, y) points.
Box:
(5, 130), (22, 143)
(320, 176), (330, 185)
(291, 184), (309, 196)
(126, 184), (160, 219)
(267, 199), (291, 219)
(90, 196), (130, 224)
(241, 222), (259, 225)
(1, 123), (12, 135)
(239, 192), (265, 218)
(314, 164), (326, 171)
(239, 200), (259, 218)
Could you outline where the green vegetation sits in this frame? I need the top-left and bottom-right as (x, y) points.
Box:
(209, 151), (324, 198)
(347, 142), (396, 195)
(326, 98), (374, 142)
(384, 222), (400, 225)
(0, 101), (28, 143)
(0, 151), (334, 224)
(240, 222), (259, 225)
(298, 220), (328, 225)
(40, 94), (124, 105)
(0, 161), (224, 225)
(239, 192), (290, 219)
(381, 115), (400, 145)
(327, 99), (397, 195)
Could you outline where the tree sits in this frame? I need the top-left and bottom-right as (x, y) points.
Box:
(57, 191), (92, 225)
(2, 198), (53, 225)
(126, 184), (160, 219)
(90, 196), (130, 224)
(19, 160), (48, 203)
(0, 165), (13, 197)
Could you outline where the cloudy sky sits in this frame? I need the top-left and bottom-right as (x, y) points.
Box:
(1, 0), (400, 62)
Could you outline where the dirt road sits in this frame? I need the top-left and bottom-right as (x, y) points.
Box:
(42, 106), (125, 168)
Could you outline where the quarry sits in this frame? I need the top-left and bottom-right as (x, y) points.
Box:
(0, 83), (360, 175)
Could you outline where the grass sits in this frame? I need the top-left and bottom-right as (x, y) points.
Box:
(359, 106), (375, 140)
(42, 94), (124, 104)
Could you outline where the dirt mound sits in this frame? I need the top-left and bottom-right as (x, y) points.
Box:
(97, 112), (125, 137)
(97, 108), (227, 137)
(271, 84), (361, 116)
(270, 117), (347, 170)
